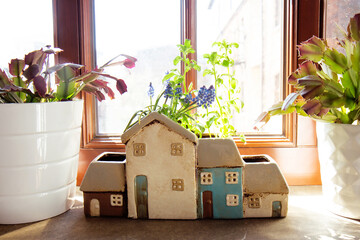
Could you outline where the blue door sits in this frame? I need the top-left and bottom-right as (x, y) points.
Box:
(135, 175), (148, 219)
(272, 201), (282, 217)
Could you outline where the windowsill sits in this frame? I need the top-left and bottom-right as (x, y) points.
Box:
(1, 186), (359, 239)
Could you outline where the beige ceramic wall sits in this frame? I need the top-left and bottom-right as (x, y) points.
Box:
(243, 194), (288, 218)
(126, 123), (197, 219)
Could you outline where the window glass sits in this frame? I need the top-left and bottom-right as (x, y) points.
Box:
(0, 1), (54, 69)
(197, 0), (283, 135)
(95, 0), (180, 135)
(95, 0), (284, 136)
(325, 0), (360, 48)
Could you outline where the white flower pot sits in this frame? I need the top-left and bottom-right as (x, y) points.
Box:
(0, 100), (83, 224)
(316, 122), (360, 219)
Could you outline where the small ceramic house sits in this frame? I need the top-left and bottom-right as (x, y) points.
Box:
(121, 112), (198, 219)
(242, 155), (289, 218)
(80, 152), (127, 217)
(197, 138), (245, 219)
(81, 113), (290, 220)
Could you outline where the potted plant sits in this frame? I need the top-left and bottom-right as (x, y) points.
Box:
(255, 13), (360, 219)
(124, 39), (244, 140)
(0, 46), (136, 224)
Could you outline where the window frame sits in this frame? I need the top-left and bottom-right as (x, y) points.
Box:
(53, 0), (324, 185)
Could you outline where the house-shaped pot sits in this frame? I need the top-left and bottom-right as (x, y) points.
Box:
(242, 155), (289, 217)
(197, 138), (245, 219)
(121, 112), (198, 219)
(80, 152), (127, 217)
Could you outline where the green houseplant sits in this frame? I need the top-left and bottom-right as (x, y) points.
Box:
(202, 40), (244, 139)
(0, 46), (136, 224)
(125, 39), (244, 139)
(256, 13), (360, 219)
(124, 39), (215, 137)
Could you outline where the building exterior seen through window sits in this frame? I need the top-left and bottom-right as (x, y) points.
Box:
(325, 0), (360, 48)
(94, 0), (284, 136)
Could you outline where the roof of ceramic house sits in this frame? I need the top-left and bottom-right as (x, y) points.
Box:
(243, 155), (289, 194)
(197, 138), (245, 168)
(121, 112), (198, 144)
(80, 153), (126, 192)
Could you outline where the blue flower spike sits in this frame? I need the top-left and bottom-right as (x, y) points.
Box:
(196, 85), (216, 108)
(148, 82), (154, 98)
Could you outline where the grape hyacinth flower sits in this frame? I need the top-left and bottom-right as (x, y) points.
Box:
(147, 82), (154, 98)
(164, 82), (183, 99)
(196, 85), (216, 108)
(184, 93), (194, 104)
(164, 83), (173, 98)
(174, 85), (182, 97)
(207, 85), (216, 106)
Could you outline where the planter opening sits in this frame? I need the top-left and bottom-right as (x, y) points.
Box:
(243, 156), (269, 163)
(97, 153), (126, 162)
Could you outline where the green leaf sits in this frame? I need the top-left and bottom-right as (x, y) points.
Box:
(203, 69), (212, 76)
(222, 60), (230, 67)
(324, 79), (344, 97)
(341, 70), (356, 98)
(173, 56), (182, 66)
(56, 66), (76, 100)
(231, 42), (239, 48)
(348, 14), (360, 41)
(298, 36), (327, 62)
(44, 63), (83, 75)
(298, 43), (324, 62)
(9, 59), (25, 77)
(282, 92), (300, 110)
(203, 53), (210, 59)
(350, 41), (360, 73)
(323, 48), (347, 74)
(205, 115), (217, 128)
(193, 64), (201, 71)
(319, 93), (346, 108)
(162, 72), (176, 82)
(12, 76), (26, 101)
(345, 98), (356, 111)
(216, 77), (223, 85)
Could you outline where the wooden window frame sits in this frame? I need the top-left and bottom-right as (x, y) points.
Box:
(53, 0), (324, 185)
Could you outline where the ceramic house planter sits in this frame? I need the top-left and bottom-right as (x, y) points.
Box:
(82, 112), (289, 220)
(197, 138), (245, 219)
(0, 100), (83, 224)
(242, 155), (289, 218)
(316, 122), (360, 219)
(80, 152), (127, 217)
(121, 113), (198, 219)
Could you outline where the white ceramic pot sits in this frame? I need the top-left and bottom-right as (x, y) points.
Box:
(0, 100), (83, 224)
(316, 122), (360, 219)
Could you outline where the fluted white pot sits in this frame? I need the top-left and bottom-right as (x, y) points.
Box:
(316, 122), (360, 219)
(0, 100), (83, 224)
